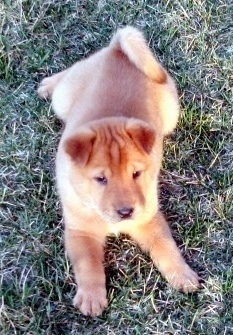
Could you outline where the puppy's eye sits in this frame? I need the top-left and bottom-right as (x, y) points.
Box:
(94, 176), (108, 185)
(133, 171), (142, 179)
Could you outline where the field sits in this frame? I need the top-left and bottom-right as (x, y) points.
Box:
(0, 0), (232, 334)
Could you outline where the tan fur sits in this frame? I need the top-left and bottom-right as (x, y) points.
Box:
(38, 26), (199, 316)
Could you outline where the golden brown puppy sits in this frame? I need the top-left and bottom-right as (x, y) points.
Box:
(38, 26), (199, 316)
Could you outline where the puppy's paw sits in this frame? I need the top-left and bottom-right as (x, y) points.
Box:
(73, 286), (108, 317)
(37, 77), (54, 99)
(165, 264), (200, 293)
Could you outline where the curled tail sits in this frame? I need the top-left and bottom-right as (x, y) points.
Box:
(110, 26), (167, 84)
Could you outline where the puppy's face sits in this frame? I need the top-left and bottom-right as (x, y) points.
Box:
(63, 118), (159, 223)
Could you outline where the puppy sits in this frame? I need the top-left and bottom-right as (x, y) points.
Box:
(38, 26), (199, 316)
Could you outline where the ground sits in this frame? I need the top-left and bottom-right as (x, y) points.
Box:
(0, 0), (232, 334)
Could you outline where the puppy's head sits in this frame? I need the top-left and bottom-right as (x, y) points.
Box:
(63, 117), (161, 223)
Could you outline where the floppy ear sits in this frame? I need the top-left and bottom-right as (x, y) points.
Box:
(126, 121), (155, 154)
(63, 131), (95, 165)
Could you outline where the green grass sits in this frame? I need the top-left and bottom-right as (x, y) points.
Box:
(1, 0), (232, 334)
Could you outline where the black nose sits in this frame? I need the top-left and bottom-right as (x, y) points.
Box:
(117, 207), (134, 219)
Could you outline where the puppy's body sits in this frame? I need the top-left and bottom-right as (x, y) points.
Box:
(38, 27), (199, 316)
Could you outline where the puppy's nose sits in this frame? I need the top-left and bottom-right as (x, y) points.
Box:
(117, 207), (134, 219)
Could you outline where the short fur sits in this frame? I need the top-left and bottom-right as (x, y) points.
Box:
(38, 26), (199, 316)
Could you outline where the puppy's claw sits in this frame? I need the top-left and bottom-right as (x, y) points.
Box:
(165, 264), (200, 293)
(73, 287), (108, 317)
(37, 77), (53, 99)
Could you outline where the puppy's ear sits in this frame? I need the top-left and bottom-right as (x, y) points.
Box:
(126, 121), (155, 154)
(63, 131), (95, 165)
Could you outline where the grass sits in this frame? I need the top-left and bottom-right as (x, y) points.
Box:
(0, 0), (232, 334)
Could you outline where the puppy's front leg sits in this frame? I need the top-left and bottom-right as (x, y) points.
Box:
(65, 228), (107, 316)
(130, 212), (200, 292)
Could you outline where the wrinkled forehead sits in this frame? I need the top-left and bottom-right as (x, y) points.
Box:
(89, 129), (145, 170)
